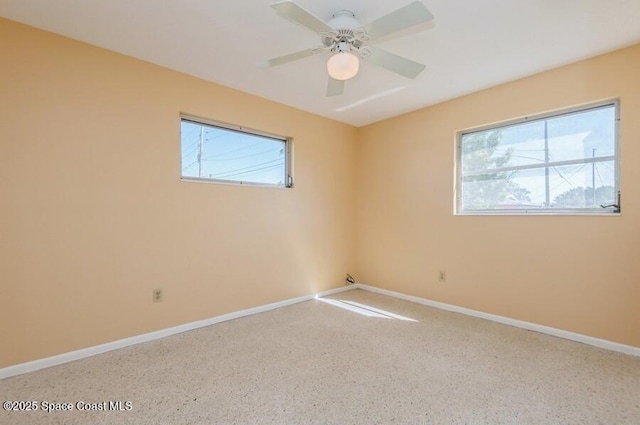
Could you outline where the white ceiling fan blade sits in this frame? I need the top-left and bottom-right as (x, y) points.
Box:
(270, 1), (332, 34)
(364, 48), (425, 79)
(258, 49), (320, 68)
(363, 1), (433, 40)
(327, 77), (345, 96)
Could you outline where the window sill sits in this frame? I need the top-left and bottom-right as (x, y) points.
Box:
(180, 177), (292, 189)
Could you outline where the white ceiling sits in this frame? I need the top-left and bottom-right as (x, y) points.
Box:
(1, 0), (639, 127)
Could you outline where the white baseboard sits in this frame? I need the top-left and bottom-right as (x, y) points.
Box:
(0, 286), (352, 380)
(354, 283), (640, 357)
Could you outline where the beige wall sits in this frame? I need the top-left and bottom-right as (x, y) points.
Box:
(0, 18), (357, 368)
(356, 44), (640, 348)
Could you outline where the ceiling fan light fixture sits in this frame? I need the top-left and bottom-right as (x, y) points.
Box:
(327, 51), (359, 81)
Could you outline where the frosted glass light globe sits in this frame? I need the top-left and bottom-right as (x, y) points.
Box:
(327, 52), (360, 81)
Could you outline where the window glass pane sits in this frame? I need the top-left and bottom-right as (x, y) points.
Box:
(181, 119), (287, 186)
(462, 168), (545, 211)
(549, 161), (616, 208)
(547, 107), (616, 162)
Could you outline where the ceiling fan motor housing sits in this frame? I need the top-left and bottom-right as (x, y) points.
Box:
(322, 10), (366, 50)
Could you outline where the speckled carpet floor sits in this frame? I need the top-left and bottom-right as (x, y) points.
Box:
(2, 289), (640, 424)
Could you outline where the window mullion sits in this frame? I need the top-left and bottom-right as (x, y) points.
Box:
(462, 156), (616, 178)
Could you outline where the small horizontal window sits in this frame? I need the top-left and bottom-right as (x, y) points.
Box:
(180, 116), (292, 188)
(456, 101), (620, 215)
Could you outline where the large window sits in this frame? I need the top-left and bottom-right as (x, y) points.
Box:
(456, 101), (619, 215)
(180, 116), (292, 188)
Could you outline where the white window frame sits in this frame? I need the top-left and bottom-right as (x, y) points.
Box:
(180, 114), (293, 189)
(455, 100), (620, 215)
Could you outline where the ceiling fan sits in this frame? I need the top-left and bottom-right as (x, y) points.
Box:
(258, 1), (434, 96)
